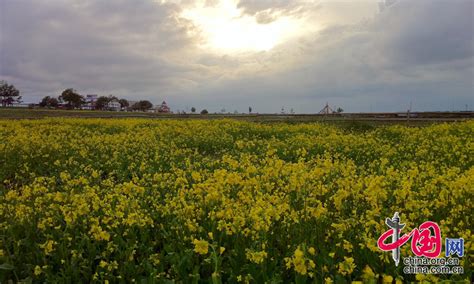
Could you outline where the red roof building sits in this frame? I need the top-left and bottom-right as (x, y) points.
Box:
(158, 101), (170, 113)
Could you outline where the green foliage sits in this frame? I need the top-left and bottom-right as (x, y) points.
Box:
(0, 81), (22, 107)
(39, 96), (59, 108)
(58, 89), (84, 109)
(118, 99), (129, 109)
(132, 100), (153, 111)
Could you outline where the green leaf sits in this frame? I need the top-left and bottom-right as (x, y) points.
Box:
(0, 263), (14, 270)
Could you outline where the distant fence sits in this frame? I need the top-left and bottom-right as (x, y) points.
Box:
(3, 104), (33, 108)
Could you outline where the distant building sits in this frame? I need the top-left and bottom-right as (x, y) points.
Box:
(86, 94), (98, 102)
(83, 94), (98, 110)
(158, 101), (170, 113)
(106, 99), (121, 111)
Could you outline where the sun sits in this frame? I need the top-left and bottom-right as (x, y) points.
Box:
(181, 0), (303, 53)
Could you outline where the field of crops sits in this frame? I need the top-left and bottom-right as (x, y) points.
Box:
(0, 118), (472, 283)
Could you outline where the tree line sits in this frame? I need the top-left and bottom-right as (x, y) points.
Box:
(40, 88), (154, 111)
(0, 81), (214, 114)
(0, 81), (156, 111)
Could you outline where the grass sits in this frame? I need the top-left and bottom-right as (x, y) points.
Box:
(1, 108), (471, 128)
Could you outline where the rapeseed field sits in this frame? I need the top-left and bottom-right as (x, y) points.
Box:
(0, 119), (472, 283)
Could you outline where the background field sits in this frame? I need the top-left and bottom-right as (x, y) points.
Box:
(0, 117), (472, 283)
(1, 108), (473, 123)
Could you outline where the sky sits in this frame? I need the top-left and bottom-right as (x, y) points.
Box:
(0, 0), (473, 113)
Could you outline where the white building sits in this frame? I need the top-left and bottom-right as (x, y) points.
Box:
(83, 94), (98, 110)
(106, 99), (121, 111)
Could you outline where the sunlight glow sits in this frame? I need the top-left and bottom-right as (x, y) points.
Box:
(181, 0), (304, 53)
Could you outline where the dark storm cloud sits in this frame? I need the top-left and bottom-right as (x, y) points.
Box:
(375, 0), (473, 65)
(0, 0), (200, 99)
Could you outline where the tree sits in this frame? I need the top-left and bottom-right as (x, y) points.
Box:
(39, 96), (59, 108)
(39, 96), (51, 107)
(49, 98), (59, 108)
(200, 109), (208, 115)
(95, 96), (110, 110)
(249, 106), (252, 114)
(0, 81), (22, 107)
(141, 100), (153, 111)
(191, 107), (196, 113)
(94, 95), (117, 110)
(336, 107), (344, 113)
(118, 99), (129, 110)
(59, 88), (84, 109)
(132, 100), (153, 111)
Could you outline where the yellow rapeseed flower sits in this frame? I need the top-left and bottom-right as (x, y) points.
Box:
(246, 250), (268, 264)
(34, 265), (42, 276)
(193, 239), (209, 255)
(382, 275), (393, 283)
